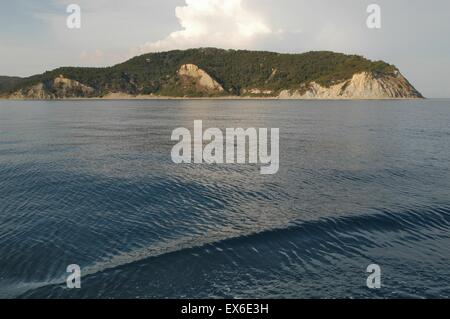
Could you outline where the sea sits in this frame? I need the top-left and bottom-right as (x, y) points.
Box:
(0, 99), (449, 298)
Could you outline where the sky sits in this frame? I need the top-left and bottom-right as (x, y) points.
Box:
(1, 0), (449, 97)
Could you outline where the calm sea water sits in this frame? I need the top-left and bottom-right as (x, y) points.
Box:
(0, 99), (449, 299)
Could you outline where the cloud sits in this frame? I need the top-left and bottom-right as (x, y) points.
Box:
(139, 0), (276, 53)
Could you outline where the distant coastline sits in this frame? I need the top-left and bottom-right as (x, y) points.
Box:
(0, 48), (423, 100)
(0, 95), (425, 101)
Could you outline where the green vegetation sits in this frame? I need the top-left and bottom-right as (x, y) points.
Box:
(0, 76), (24, 95)
(1, 48), (398, 97)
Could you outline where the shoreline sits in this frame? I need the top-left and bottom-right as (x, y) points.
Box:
(0, 96), (426, 101)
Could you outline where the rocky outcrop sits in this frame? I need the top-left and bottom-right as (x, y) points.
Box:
(279, 71), (423, 99)
(177, 64), (224, 93)
(9, 83), (50, 99)
(9, 75), (95, 99)
(52, 75), (95, 97)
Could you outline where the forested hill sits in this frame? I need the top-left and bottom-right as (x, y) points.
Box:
(0, 76), (24, 94)
(0, 48), (422, 99)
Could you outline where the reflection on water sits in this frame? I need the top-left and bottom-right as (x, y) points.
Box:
(0, 99), (449, 298)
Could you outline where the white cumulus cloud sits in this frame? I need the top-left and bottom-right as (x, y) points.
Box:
(139, 0), (275, 53)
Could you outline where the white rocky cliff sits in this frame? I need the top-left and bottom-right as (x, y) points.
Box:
(278, 71), (422, 99)
(177, 64), (224, 93)
(9, 75), (95, 99)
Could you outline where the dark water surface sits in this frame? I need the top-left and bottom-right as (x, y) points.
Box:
(0, 99), (449, 298)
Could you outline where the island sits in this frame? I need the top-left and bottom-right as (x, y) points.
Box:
(0, 48), (423, 100)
